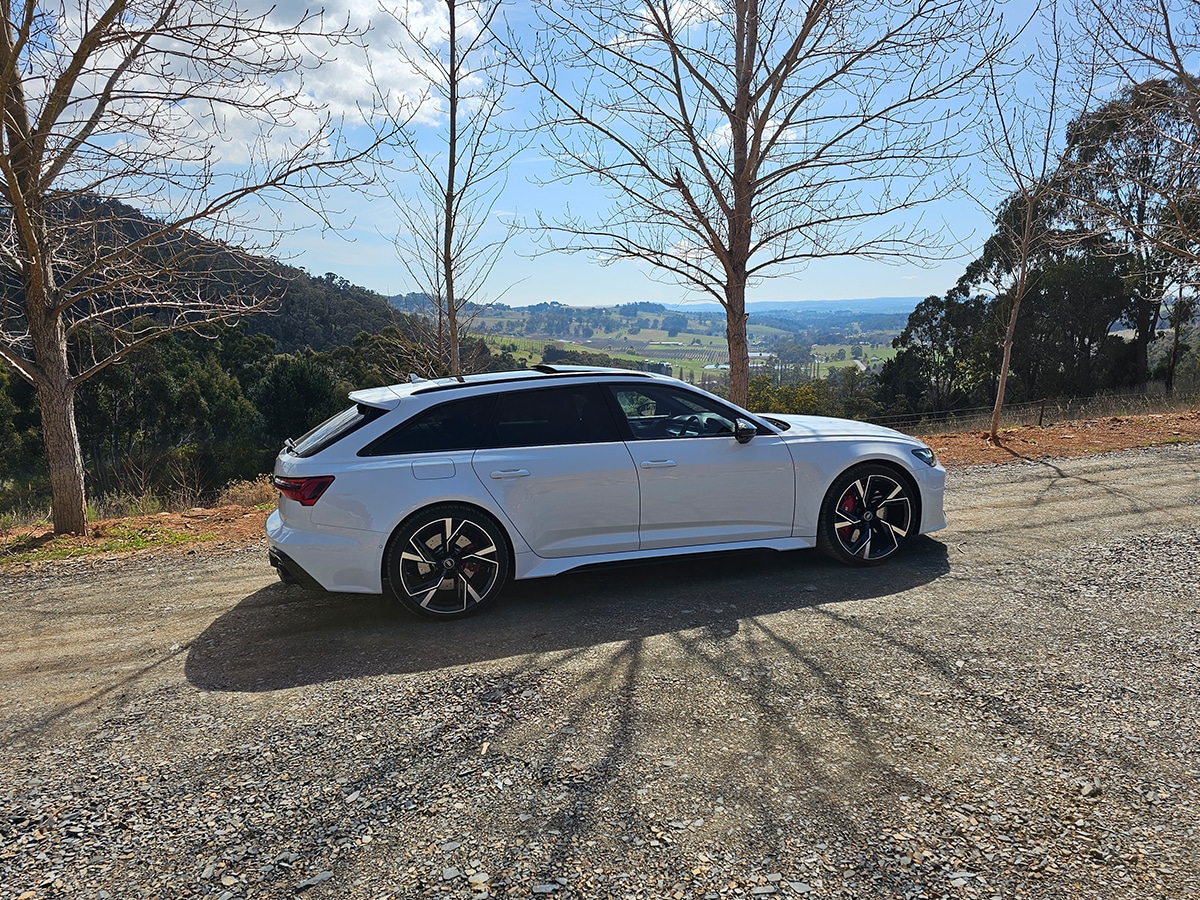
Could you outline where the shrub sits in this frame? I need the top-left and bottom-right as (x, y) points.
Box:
(216, 475), (276, 508)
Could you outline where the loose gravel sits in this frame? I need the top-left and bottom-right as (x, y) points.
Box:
(2, 445), (1198, 899)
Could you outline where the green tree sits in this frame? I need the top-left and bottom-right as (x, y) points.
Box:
(1006, 254), (1128, 399)
(881, 293), (995, 413)
(1059, 78), (1200, 385)
(74, 328), (262, 500)
(251, 355), (348, 449)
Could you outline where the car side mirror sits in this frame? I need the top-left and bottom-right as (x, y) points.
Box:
(734, 418), (757, 444)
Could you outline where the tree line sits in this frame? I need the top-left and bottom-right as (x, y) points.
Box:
(0, 313), (524, 517)
(877, 75), (1200, 422)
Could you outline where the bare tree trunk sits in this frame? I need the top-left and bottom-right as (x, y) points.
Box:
(1164, 287), (1194, 397)
(31, 317), (87, 534)
(725, 282), (750, 406)
(19, 188), (88, 533)
(444, 0), (461, 380)
(990, 296), (1021, 441)
(724, 0), (754, 408)
(1165, 322), (1181, 396)
(1131, 296), (1159, 386)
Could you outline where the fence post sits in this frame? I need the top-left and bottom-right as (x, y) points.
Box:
(1038, 398), (1047, 427)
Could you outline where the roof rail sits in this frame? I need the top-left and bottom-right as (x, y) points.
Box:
(532, 363), (652, 376)
(409, 365), (653, 395)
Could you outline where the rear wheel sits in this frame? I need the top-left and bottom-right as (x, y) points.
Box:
(385, 504), (510, 619)
(817, 464), (915, 566)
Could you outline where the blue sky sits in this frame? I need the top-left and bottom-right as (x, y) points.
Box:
(253, 0), (1033, 308)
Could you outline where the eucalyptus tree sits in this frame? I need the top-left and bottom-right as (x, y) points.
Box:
(886, 290), (995, 413)
(1069, 0), (1200, 393)
(508, 0), (1003, 406)
(1077, 0), (1200, 132)
(1058, 78), (1200, 384)
(0, 0), (377, 533)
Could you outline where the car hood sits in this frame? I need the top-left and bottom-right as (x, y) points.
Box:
(765, 414), (922, 444)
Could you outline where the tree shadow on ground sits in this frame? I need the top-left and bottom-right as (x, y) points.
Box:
(184, 537), (950, 692)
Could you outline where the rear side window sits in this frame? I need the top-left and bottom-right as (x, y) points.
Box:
(360, 395), (497, 457)
(485, 385), (619, 448)
(291, 403), (386, 458)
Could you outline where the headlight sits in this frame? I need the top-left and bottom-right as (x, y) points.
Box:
(911, 447), (938, 467)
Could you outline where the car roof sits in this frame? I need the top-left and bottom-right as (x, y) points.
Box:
(347, 365), (660, 409)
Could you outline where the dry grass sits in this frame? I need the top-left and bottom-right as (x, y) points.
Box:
(216, 475), (277, 508)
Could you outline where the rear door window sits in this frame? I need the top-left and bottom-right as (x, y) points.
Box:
(484, 385), (620, 447)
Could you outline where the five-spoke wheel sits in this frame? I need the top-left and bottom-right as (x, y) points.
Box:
(386, 504), (510, 618)
(817, 464), (915, 566)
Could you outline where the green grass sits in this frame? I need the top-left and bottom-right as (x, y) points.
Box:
(481, 336), (549, 366)
(0, 523), (215, 566)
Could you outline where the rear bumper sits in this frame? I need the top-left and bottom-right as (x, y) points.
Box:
(268, 547), (326, 592)
(265, 510), (385, 594)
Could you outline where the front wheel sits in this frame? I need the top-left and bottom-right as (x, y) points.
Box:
(817, 464), (915, 566)
(385, 504), (510, 619)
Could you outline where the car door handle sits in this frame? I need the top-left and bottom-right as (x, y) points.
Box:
(489, 469), (531, 479)
(640, 460), (678, 468)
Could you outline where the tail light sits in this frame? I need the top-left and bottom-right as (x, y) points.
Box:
(273, 475), (335, 506)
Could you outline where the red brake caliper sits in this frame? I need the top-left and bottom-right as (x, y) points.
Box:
(837, 488), (859, 539)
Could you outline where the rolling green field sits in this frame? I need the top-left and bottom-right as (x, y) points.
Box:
(474, 304), (904, 384)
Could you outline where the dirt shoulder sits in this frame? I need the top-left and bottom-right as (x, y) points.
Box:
(924, 409), (1200, 467)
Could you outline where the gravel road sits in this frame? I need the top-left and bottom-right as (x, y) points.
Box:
(2, 445), (1199, 900)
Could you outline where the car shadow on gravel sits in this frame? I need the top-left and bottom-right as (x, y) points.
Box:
(185, 538), (949, 692)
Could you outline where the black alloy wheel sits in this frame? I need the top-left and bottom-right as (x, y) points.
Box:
(386, 504), (509, 618)
(817, 464), (915, 565)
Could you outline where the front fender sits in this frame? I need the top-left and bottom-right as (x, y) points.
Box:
(786, 438), (944, 538)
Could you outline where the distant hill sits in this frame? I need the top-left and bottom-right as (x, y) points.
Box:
(22, 196), (403, 355)
(676, 297), (924, 315)
(33, 197), (922, 353)
(388, 292), (435, 313)
(395, 296), (924, 316)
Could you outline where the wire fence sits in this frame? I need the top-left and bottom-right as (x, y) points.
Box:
(871, 387), (1200, 435)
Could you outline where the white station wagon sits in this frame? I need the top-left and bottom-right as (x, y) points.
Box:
(266, 366), (947, 618)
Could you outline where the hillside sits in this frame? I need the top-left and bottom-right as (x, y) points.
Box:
(249, 270), (397, 353)
(6, 196), (402, 355)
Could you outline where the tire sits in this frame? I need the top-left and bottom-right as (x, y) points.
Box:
(385, 504), (510, 619)
(817, 464), (915, 566)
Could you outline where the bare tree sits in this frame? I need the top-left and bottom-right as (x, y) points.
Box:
(379, 0), (521, 379)
(507, 0), (1003, 405)
(0, 0), (377, 533)
(968, 3), (1082, 440)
